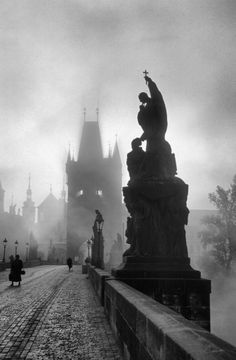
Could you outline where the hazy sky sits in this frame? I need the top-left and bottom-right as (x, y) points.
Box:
(0, 0), (235, 211)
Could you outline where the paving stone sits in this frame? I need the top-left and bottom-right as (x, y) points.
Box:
(0, 265), (123, 359)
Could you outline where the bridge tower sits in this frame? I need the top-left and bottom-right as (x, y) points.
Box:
(66, 109), (122, 259)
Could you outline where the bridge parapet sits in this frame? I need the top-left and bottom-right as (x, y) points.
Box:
(88, 266), (236, 360)
(105, 279), (236, 360)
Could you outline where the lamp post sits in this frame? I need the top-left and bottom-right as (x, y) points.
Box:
(26, 242), (29, 262)
(94, 210), (104, 269)
(15, 240), (18, 256)
(3, 238), (7, 263)
(87, 238), (92, 261)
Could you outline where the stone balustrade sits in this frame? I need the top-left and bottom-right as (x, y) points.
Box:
(88, 266), (236, 360)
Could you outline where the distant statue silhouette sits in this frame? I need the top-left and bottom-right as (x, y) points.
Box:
(138, 75), (168, 153)
(94, 210), (104, 231)
(10, 255), (23, 287)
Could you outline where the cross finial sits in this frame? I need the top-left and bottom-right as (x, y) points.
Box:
(83, 107), (86, 121)
(96, 107), (99, 121)
(143, 69), (149, 77)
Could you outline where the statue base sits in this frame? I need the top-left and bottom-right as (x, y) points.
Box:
(112, 255), (200, 278)
(112, 256), (211, 331)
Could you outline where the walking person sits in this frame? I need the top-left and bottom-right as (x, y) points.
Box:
(10, 254), (24, 287)
(67, 257), (73, 272)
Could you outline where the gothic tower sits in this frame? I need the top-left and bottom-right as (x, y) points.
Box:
(22, 175), (35, 231)
(0, 181), (5, 214)
(66, 109), (123, 259)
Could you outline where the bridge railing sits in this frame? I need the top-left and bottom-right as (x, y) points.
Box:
(88, 265), (236, 360)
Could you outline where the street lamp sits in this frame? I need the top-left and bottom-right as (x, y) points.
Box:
(15, 240), (18, 256)
(3, 238), (7, 263)
(87, 238), (93, 260)
(26, 242), (29, 262)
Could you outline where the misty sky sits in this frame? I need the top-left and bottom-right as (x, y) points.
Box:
(0, 0), (235, 211)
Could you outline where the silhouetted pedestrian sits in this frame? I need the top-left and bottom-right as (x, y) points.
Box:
(10, 255), (24, 287)
(67, 257), (73, 272)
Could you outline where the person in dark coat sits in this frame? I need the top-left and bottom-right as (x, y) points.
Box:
(67, 257), (73, 272)
(10, 255), (23, 286)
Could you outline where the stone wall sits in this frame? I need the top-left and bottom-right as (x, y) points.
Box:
(88, 265), (111, 306)
(104, 279), (236, 360)
(88, 267), (236, 360)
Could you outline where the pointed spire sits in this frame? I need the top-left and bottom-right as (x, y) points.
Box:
(112, 136), (122, 166)
(67, 144), (71, 162)
(78, 118), (103, 163)
(71, 148), (75, 161)
(83, 107), (86, 122)
(27, 173), (32, 200)
(108, 143), (112, 158)
(61, 176), (66, 200)
(96, 107), (99, 122)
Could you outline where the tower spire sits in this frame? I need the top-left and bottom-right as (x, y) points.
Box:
(67, 144), (71, 162)
(61, 175), (66, 200)
(27, 173), (32, 200)
(112, 135), (122, 166)
(108, 143), (112, 158)
(96, 107), (99, 122)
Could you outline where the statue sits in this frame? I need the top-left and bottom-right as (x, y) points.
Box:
(138, 75), (167, 147)
(94, 209), (104, 230)
(126, 138), (145, 182)
(112, 72), (211, 333)
(121, 71), (189, 258)
(134, 73), (177, 180)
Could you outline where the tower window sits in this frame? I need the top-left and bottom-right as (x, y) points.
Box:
(96, 190), (103, 197)
(76, 190), (84, 197)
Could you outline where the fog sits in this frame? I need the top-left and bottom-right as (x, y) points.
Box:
(0, 0), (236, 345)
(210, 269), (236, 346)
(0, 0), (235, 210)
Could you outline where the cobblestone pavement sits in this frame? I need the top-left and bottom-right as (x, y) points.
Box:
(0, 266), (123, 360)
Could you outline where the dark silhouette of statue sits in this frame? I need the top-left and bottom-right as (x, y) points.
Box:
(127, 138), (145, 182)
(94, 209), (104, 230)
(121, 72), (189, 257)
(112, 71), (211, 333)
(136, 75), (177, 179)
(138, 75), (167, 148)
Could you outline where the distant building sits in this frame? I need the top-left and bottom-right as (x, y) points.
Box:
(0, 181), (5, 214)
(36, 186), (67, 262)
(0, 182), (29, 260)
(66, 110), (123, 260)
(0, 176), (67, 263)
(22, 175), (36, 232)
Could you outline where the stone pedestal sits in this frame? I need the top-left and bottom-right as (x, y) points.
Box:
(112, 256), (211, 331)
(112, 178), (211, 331)
(113, 256), (200, 278)
(91, 223), (104, 269)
